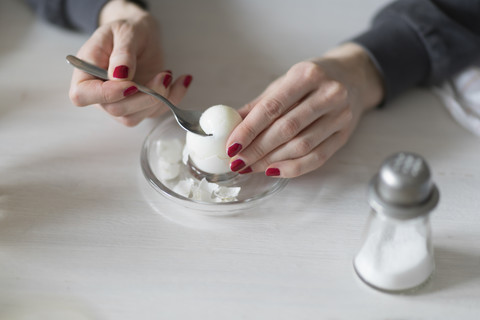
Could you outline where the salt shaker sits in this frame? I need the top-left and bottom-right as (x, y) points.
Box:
(353, 152), (439, 293)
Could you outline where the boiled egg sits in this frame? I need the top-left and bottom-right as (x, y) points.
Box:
(186, 105), (242, 174)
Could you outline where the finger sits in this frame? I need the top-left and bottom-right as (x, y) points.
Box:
(108, 23), (137, 80)
(265, 130), (347, 178)
(70, 79), (138, 107)
(232, 96), (322, 167)
(237, 75), (285, 118)
(149, 74), (193, 118)
(230, 81), (347, 170)
(249, 107), (353, 172)
(117, 106), (157, 127)
(100, 72), (172, 117)
(69, 28), (116, 106)
(226, 69), (318, 157)
(166, 74), (193, 106)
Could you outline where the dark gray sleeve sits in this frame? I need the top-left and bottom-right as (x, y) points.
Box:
(352, 0), (480, 104)
(25, 0), (148, 34)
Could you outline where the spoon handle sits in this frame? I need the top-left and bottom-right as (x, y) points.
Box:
(136, 84), (179, 111)
(66, 55), (109, 80)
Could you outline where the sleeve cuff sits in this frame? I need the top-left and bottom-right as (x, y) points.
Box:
(65, 0), (148, 34)
(66, 0), (110, 33)
(351, 14), (430, 104)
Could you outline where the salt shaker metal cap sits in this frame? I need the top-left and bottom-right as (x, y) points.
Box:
(368, 152), (439, 220)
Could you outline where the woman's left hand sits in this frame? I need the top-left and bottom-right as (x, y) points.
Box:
(226, 43), (384, 178)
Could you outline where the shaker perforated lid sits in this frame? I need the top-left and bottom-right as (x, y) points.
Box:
(368, 152), (439, 219)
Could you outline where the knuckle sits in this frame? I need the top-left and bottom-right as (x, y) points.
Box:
(249, 143), (266, 159)
(288, 162), (303, 178)
(278, 118), (300, 140)
(120, 116), (139, 127)
(313, 151), (328, 167)
(69, 87), (84, 106)
(239, 122), (258, 143)
(291, 61), (323, 83)
(334, 107), (354, 129)
(112, 20), (134, 35)
(104, 104), (126, 117)
(101, 87), (116, 105)
(342, 107), (354, 123)
(325, 81), (348, 103)
(262, 98), (284, 120)
(243, 101), (255, 112)
(302, 62), (323, 82)
(294, 138), (313, 156)
(147, 95), (159, 108)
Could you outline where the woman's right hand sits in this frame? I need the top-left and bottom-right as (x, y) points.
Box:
(69, 0), (193, 126)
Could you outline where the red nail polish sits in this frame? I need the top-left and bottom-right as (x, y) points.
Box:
(265, 168), (280, 176)
(230, 159), (246, 172)
(123, 86), (138, 97)
(113, 65), (129, 79)
(227, 143), (242, 157)
(163, 74), (172, 88)
(165, 70), (172, 74)
(183, 75), (193, 88)
(238, 166), (252, 174)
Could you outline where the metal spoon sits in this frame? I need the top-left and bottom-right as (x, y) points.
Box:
(66, 55), (210, 136)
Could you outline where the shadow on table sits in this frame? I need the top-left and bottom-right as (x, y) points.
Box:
(139, 171), (320, 231)
(0, 131), (142, 244)
(138, 158), (367, 232)
(0, 296), (100, 320)
(418, 245), (480, 295)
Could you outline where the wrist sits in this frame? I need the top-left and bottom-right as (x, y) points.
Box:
(99, 0), (150, 26)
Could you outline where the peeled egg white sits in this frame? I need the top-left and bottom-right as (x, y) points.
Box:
(186, 105), (242, 174)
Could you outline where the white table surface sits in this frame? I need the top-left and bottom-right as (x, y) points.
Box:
(1, 0), (479, 319)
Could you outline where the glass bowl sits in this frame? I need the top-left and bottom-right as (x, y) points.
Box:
(140, 113), (289, 216)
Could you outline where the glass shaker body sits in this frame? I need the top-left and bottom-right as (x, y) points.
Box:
(354, 152), (439, 293)
(354, 209), (434, 293)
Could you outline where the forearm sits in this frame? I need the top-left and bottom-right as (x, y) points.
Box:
(352, 0), (480, 103)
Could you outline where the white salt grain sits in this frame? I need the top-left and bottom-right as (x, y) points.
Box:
(354, 225), (434, 291)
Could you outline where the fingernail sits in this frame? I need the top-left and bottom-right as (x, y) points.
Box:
(227, 143), (242, 157)
(113, 65), (129, 79)
(265, 168), (280, 176)
(165, 70), (172, 74)
(230, 159), (246, 172)
(183, 75), (193, 88)
(163, 74), (172, 88)
(238, 166), (252, 174)
(123, 86), (138, 97)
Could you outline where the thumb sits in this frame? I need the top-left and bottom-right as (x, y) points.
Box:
(108, 25), (137, 81)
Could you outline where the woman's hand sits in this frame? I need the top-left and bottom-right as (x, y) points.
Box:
(226, 43), (384, 178)
(69, 0), (193, 126)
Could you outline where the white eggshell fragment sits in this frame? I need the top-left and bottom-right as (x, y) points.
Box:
(154, 139), (184, 180)
(171, 177), (241, 203)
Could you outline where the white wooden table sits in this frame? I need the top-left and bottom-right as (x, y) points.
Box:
(1, 1), (479, 319)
